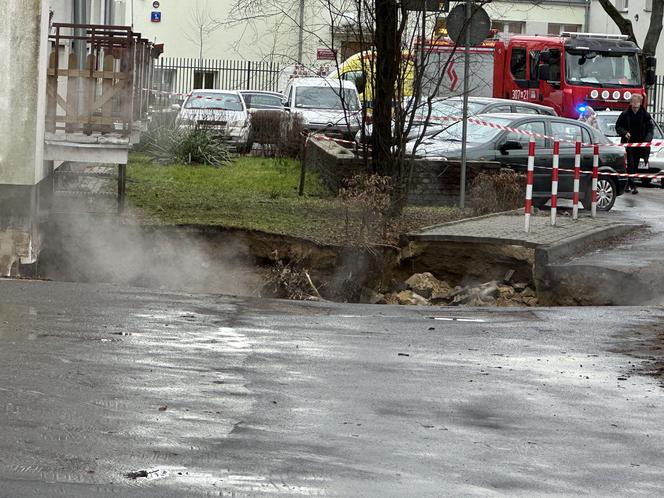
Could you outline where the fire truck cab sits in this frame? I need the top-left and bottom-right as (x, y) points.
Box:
(493, 32), (656, 118)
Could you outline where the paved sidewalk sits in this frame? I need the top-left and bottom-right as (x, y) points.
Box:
(413, 211), (643, 248)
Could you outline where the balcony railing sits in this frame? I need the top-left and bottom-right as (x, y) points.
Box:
(46, 23), (158, 137)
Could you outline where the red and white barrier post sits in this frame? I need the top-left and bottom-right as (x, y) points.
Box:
(572, 141), (581, 220)
(591, 143), (599, 218)
(550, 140), (560, 226)
(524, 137), (536, 233)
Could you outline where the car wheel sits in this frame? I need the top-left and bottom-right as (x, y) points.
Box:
(583, 176), (617, 211)
(641, 178), (652, 186)
(534, 197), (549, 209)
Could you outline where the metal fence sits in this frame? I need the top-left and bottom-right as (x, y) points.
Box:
(151, 57), (282, 108)
(649, 75), (664, 124)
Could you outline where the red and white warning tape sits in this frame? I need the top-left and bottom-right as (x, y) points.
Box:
(427, 114), (664, 149)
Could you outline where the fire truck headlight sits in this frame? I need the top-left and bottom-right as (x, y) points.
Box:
(601, 90), (610, 99)
(624, 91), (632, 100)
(590, 89), (599, 99)
(612, 91), (621, 100)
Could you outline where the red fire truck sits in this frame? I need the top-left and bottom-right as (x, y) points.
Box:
(421, 32), (656, 118)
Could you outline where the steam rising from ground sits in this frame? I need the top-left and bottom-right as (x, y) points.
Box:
(39, 206), (260, 296)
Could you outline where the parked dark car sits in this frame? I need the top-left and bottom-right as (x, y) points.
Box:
(407, 113), (627, 211)
(356, 96), (556, 144)
(240, 90), (283, 111)
(411, 96), (557, 122)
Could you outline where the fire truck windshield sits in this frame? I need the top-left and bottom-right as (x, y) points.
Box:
(565, 51), (641, 87)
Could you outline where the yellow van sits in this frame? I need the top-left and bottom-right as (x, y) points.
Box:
(329, 51), (415, 107)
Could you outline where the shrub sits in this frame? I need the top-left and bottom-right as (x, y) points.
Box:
(468, 168), (526, 215)
(251, 111), (282, 152)
(134, 110), (178, 153)
(278, 113), (305, 158)
(143, 119), (231, 167)
(250, 111), (305, 158)
(339, 173), (394, 243)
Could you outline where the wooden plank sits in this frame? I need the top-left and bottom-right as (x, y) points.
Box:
(57, 116), (117, 125)
(102, 54), (114, 128)
(48, 68), (128, 79)
(65, 53), (79, 133)
(46, 85), (69, 113)
(46, 51), (58, 132)
(85, 53), (97, 133)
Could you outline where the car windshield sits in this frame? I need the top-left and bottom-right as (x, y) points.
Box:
(295, 86), (360, 111)
(185, 93), (244, 111)
(413, 100), (487, 122)
(429, 117), (512, 143)
(565, 51), (641, 87)
(596, 114), (619, 137)
(243, 93), (282, 110)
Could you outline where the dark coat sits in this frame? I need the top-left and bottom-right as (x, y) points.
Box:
(615, 107), (654, 144)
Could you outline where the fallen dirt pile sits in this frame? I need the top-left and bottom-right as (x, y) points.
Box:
(361, 272), (539, 307)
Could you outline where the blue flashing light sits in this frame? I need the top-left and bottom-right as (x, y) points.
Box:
(577, 103), (588, 114)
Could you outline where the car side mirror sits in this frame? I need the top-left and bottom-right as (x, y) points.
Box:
(499, 140), (523, 154)
(646, 55), (657, 69)
(539, 64), (550, 82)
(646, 68), (657, 87)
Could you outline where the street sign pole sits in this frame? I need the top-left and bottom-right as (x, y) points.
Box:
(459, 0), (471, 208)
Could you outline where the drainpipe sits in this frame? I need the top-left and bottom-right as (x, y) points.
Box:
(105, 0), (113, 24)
(73, 0), (87, 68)
(584, 0), (591, 32)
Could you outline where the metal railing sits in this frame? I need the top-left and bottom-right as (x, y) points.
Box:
(649, 75), (664, 124)
(151, 57), (282, 108)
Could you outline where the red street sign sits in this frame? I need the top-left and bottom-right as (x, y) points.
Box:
(316, 48), (336, 60)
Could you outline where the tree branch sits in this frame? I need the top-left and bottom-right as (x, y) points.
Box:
(596, 0), (637, 43)
(644, 0), (664, 56)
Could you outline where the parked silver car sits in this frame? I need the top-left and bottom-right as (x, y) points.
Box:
(595, 110), (664, 186)
(177, 90), (251, 152)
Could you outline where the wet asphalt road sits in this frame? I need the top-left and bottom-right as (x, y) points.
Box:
(548, 186), (664, 304)
(0, 280), (663, 496)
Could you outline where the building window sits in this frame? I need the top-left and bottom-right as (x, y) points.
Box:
(548, 23), (582, 35)
(615, 0), (628, 12)
(194, 71), (216, 89)
(492, 20), (525, 35)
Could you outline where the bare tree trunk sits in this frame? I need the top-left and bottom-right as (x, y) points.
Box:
(373, 0), (398, 181)
(199, 26), (204, 61)
(644, 0), (664, 56)
(596, 0), (637, 43)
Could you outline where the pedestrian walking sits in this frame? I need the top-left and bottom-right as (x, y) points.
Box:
(616, 94), (654, 194)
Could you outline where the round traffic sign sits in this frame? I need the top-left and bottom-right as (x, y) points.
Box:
(446, 4), (491, 46)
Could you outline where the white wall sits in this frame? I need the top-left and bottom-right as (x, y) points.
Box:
(590, 0), (664, 73)
(0, 0), (50, 185)
(484, 1), (587, 35)
(115, 0), (314, 63)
